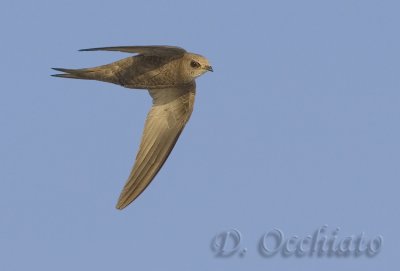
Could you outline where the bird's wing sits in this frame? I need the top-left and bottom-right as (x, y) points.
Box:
(79, 45), (186, 57)
(116, 82), (196, 209)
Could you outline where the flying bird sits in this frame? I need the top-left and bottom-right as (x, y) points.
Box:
(52, 45), (213, 209)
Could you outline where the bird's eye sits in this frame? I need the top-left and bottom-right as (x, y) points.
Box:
(190, 60), (200, 68)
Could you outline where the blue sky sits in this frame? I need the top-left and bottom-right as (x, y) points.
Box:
(1, 0), (399, 270)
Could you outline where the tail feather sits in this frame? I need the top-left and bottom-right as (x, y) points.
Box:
(51, 67), (97, 80)
(51, 58), (130, 84)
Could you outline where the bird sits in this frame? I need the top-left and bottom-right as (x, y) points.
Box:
(52, 45), (213, 210)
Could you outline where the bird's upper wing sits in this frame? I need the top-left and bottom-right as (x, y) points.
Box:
(116, 82), (196, 209)
(79, 45), (186, 57)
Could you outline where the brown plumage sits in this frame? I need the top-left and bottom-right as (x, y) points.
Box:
(52, 45), (212, 209)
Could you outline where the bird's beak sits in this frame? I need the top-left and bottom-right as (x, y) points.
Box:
(204, 65), (213, 72)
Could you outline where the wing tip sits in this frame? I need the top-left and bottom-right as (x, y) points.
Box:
(78, 48), (96, 52)
(115, 200), (128, 210)
(115, 189), (144, 210)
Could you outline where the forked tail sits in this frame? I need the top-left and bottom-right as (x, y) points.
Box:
(51, 67), (98, 80)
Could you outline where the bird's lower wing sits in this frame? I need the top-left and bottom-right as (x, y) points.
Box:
(116, 83), (196, 209)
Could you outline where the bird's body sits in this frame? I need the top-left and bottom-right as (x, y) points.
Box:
(52, 45), (212, 209)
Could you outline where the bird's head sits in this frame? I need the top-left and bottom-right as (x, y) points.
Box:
(182, 53), (213, 80)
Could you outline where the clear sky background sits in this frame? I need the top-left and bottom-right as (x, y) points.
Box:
(0, 0), (399, 270)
